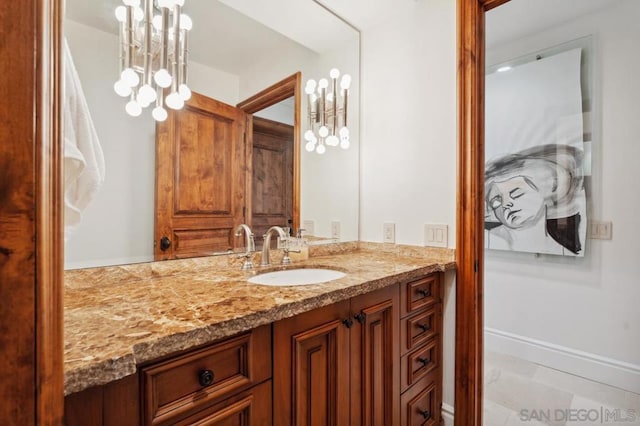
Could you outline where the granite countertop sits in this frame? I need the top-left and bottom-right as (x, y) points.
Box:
(64, 242), (455, 395)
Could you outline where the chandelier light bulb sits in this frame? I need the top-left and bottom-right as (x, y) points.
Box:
(340, 138), (350, 150)
(114, 80), (132, 97)
(133, 7), (144, 21)
(329, 68), (340, 79)
(178, 84), (192, 101)
(152, 15), (162, 30)
(180, 14), (193, 30)
(304, 130), (315, 141)
(158, 0), (174, 8)
(340, 74), (352, 90)
(165, 92), (184, 110)
(138, 84), (157, 104)
(305, 141), (316, 152)
(318, 78), (329, 89)
(121, 68), (140, 87)
(326, 135), (339, 147)
(316, 144), (326, 155)
(327, 93), (334, 102)
(339, 126), (349, 138)
(304, 84), (315, 95)
(306, 79), (317, 90)
(154, 69), (172, 88)
(123, 0), (139, 7)
(152, 106), (168, 122)
(318, 126), (329, 138)
(125, 100), (142, 117)
(175, 0), (185, 6)
(115, 6), (127, 22)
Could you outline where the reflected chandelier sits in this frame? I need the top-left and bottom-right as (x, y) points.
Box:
(304, 68), (351, 154)
(113, 0), (193, 121)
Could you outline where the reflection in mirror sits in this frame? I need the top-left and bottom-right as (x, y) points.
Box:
(63, 0), (360, 269)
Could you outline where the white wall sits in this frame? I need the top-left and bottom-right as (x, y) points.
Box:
(360, 0), (457, 246)
(359, 0), (458, 413)
(484, 0), (640, 392)
(64, 20), (240, 268)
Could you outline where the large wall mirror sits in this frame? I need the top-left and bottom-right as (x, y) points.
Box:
(64, 0), (360, 269)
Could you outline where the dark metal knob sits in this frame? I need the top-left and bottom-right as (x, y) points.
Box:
(198, 369), (214, 387)
(160, 236), (172, 252)
(354, 312), (366, 324)
(419, 409), (431, 420)
(417, 288), (431, 297)
(418, 357), (430, 366)
(417, 323), (431, 332)
(342, 318), (354, 329)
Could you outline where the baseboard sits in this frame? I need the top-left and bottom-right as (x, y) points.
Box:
(485, 327), (640, 394)
(442, 402), (455, 426)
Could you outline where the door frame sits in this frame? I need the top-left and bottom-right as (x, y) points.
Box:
(237, 72), (302, 234)
(0, 0), (64, 423)
(455, 0), (510, 425)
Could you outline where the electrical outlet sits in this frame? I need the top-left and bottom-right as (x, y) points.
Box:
(425, 224), (448, 248)
(303, 220), (315, 236)
(331, 221), (341, 239)
(589, 220), (612, 240)
(383, 223), (395, 243)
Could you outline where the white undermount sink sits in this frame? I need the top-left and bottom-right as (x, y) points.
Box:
(247, 268), (346, 286)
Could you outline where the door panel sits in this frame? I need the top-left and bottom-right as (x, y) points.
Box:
(350, 285), (400, 426)
(155, 93), (247, 260)
(250, 117), (293, 247)
(273, 300), (351, 426)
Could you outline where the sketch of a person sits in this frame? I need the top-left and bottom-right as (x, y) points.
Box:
(484, 144), (585, 254)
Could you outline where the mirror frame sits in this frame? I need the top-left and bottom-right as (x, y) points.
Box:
(456, 0), (510, 425)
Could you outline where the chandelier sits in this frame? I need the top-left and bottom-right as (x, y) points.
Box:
(113, 0), (192, 121)
(304, 69), (351, 154)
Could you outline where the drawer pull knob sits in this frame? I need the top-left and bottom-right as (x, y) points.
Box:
(418, 357), (431, 366)
(342, 318), (354, 329)
(198, 369), (215, 387)
(354, 312), (366, 324)
(417, 323), (431, 332)
(417, 288), (431, 298)
(419, 409), (431, 420)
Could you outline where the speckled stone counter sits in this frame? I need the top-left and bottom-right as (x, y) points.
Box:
(64, 242), (455, 395)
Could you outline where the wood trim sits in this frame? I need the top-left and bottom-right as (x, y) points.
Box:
(0, 0), (64, 423)
(237, 72), (302, 233)
(456, 0), (509, 425)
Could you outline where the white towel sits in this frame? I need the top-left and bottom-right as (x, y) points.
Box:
(63, 37), (105, 242)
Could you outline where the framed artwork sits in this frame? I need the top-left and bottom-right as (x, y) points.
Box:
(484, 45), (590, 257)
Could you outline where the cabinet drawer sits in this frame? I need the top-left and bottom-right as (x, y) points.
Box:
(400, 274), (440, 318)
(400, 306), (440, 355)
(400, 373), (440, 426)
(142, 325), (271, 425)
(173, 380), (272, 426)
(401, 336), (440, 393)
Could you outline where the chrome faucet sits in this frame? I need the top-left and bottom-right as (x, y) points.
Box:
(261, 226), (288, 267)
(234, 224), (255, 270)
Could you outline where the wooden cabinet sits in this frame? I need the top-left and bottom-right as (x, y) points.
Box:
(273, 285), (400, 426)
(65, 273), (444, 426)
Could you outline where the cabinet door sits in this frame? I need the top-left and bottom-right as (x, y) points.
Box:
(273, 300), (351, 426)
(350, 285), (400, 426)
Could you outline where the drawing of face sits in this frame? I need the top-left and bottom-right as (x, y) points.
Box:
(487, 175), (546, 229)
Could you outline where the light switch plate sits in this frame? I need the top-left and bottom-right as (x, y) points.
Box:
(383, 223), (395, 243)
(425, 224), (448, 248)
(331, 221), (341, 239)
(589, 220), (612, 240)
(303, 220), (315, 236)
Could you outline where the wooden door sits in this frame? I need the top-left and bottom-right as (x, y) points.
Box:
(155, 93), (247, 260)
(249, 117), (294, 247)
(350, 285), (400, 426)
(273, 300), (351, 426)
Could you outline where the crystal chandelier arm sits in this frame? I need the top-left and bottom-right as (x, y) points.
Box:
(331, 77), (338, 136)
(342, 87), (348, 128)
(124, 6), (134, 71)
(180, 30), (188, 87)
(159, 8), (170, 73)
(171, 4), (182, 93)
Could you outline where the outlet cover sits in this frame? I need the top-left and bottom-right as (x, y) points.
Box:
(383, 223), (396, 243)
(425, 224), (448, 248)
(303, 220), (315, 236)
(589, 220), (612, 240)
(331, 221), (341, 239)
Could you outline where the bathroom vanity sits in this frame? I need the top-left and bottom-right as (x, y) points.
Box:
(63, 243), (454, 425)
